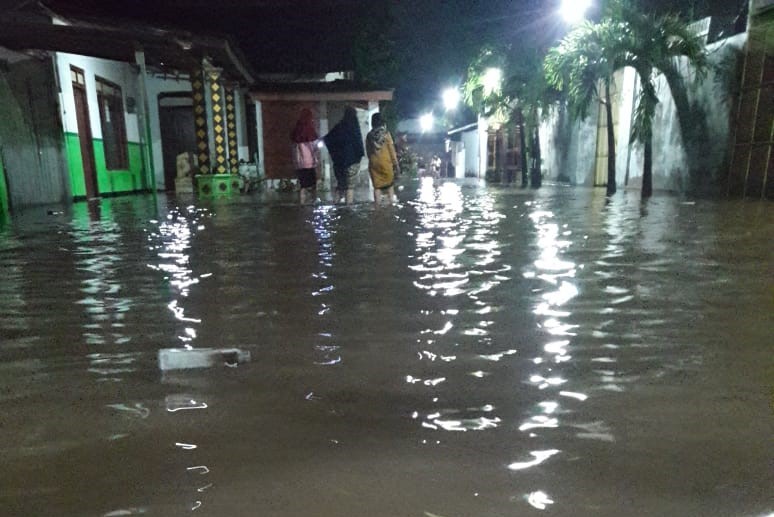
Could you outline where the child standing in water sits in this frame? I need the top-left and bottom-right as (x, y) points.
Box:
(366, 112), (400, 205)
(290, 108), (320, 205)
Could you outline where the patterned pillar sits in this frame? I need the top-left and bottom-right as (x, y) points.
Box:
(225, 85), (239, 173)
(191, 68), (210, 174)
(207, 68), (228, 175)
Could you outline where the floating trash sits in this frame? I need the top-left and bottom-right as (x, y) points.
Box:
(158, 348), (251, 371)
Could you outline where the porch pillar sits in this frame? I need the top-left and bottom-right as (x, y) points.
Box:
(225, 84), (239, 173)
(191, 68), (211, 175)
(134, 49), (155, 192)
(206, 67), (229, 175)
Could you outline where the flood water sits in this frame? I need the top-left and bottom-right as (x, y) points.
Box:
(0, 179), (771, 517)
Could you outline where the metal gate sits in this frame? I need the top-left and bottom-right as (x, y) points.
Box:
(0, 56), (70, 209)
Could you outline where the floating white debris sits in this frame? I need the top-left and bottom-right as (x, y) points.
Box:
(158, 348), (251, 371)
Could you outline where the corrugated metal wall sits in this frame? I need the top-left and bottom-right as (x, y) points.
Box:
(0, 56), (70, 210)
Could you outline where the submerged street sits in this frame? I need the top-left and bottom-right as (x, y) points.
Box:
(0, 179), (771, 516)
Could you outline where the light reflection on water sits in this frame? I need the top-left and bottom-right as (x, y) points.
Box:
(0, 185), (771, 516)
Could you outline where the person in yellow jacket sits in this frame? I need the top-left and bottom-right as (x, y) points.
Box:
(366, 112), (401, 205)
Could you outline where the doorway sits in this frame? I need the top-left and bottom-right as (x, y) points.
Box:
(159, 94), (196, 191)
(71, 66), (98, 199)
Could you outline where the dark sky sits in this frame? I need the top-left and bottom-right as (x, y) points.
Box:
(22, 0), (749, 114)
(36, 0), (747, 72)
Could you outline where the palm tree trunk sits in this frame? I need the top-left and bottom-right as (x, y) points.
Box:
(642, 137), (653, 198)
(605, 79), (617, 196)
(531, 127), (542, 188)
(518, 110), (528, 188)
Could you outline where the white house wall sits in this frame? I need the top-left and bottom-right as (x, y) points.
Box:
(146, 74), (192, 189)
(540, 101), (598, 185)
(234, 89), (250, 162)
(478, 117), (489, 178)
(461, 129), (479, 177)
(55, 52), (141, 143)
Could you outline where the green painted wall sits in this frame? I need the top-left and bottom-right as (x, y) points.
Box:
(64, 132), (146, 198)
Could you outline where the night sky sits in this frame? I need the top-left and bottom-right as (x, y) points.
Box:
(35, 0), (748, 115)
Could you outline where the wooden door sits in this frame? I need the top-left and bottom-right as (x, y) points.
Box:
(159, 102), (196, 191)
(504, 126), (522, 183)
(72, 68), (98, 199)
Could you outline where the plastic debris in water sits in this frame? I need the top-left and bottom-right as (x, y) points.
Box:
(157, 348), (251, 371)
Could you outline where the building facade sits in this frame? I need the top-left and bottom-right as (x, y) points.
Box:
(0, 7), (255, 213)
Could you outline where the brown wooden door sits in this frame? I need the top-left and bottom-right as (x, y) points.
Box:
(72, 82), (98, 199)
(159, 104), (196, 191)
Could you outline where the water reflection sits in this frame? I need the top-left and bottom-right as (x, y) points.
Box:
(147, 206), (211, 347)
(508, 449), (561, 471)
(70, 214), (134, 381)
(146, 204), (215, 512)
(526, 490), (554, 510)
(309, 205), (340, 367)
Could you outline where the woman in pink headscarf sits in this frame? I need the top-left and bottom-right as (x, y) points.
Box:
(290, 108), (320, 204)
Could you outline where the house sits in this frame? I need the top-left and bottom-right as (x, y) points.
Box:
(249, 76), (392, 190)
(0, 5), (255, 213)
(447, 117), (524, 182)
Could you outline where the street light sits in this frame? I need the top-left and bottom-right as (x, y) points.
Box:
(482, 67), (502, 96)
(419, 112), (435, 132)
(443, 88), (461, 111)
(560, 0), (592, 24)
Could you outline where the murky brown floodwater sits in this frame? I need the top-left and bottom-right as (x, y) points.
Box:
(0, 179), (771, 517)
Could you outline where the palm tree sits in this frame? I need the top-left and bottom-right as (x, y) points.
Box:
(545, 1), (708, 198)
(612, 2), (708, 197)
(545, 20), (622, 196)
(463, 46), (559, 188)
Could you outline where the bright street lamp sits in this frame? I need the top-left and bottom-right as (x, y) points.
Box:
(442, 88), (461, 111)
(560, 0), (592, 24)
(482, 68), (502, 96)
(419, 112), (435, 132)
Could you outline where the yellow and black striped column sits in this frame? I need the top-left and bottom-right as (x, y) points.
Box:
(225, 86), (239, 173)
(207, 68), (228, 175)
(191, 68), (210, 175)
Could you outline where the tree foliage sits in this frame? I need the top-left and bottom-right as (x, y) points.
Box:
(544, 0), (708, 197)
(545, 20), (625, 194)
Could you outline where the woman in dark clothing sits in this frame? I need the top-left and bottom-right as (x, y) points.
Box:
(323, 106), (365, 204)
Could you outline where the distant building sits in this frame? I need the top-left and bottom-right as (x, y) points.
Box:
(447, 118), (524, 182)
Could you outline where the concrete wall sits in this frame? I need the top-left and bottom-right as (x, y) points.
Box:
(541, 33), (748, 194)
(56, 53), (141, 142)
(234, 89), (250, 163)
(147, 74), (192, 189)
(55, 52), (147, 197)
(257, 99), (378, 191)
